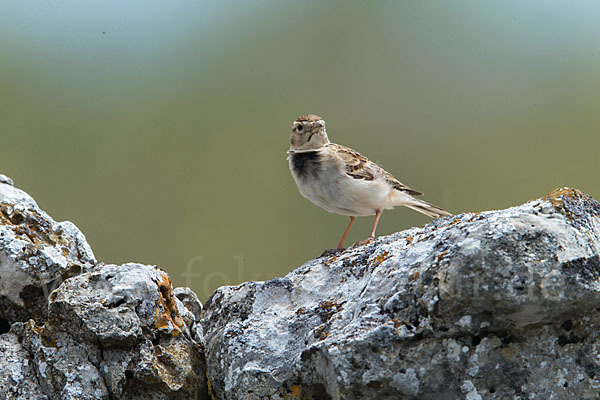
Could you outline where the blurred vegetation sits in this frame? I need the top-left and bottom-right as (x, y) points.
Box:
(1, 1), (599, 300)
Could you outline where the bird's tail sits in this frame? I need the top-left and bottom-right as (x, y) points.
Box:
(404, 198), (452, 219)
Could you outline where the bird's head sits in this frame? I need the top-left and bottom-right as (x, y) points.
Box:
(290, 114), (329, 150)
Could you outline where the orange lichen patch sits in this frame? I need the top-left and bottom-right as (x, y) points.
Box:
(322, 251), (344, 265)
(409, 270), (421, 282)
(319, 300), (340, 312)
(320, 300), (338, 308)
(405, 236), (414, 244)
(316, 300), (343, 323)
(448, 218), (462, 226)
(370, 251), (389, 267)
(543, 188), (583, 214)
(0, 202), (68, 248)
(435, 250), (448, 264)
(468, 213), (482, 223)
(206, 371), (217, 400)
(154, 272), (184, 336)
(290, 385), (302, 397)
(542, 188), (587, 222)
(313, 325), (330, 340)
(296, 307), (307, 315)
(543, 187), (584, 205)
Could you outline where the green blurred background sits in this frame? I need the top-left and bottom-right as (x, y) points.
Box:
(2, 1), (599, 300)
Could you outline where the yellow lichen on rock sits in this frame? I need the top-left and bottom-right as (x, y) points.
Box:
(543, 187), (585, 208)
(290, 385), (302, 398)
(206, 372), (217, 400)
(154, 272), (184, 335)
(542, 187), (592, 223)
(370, 250), (389, 267)
(0, 202), (69, 248)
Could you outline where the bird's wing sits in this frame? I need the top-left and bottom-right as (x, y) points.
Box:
(328, 143), (423, 196)
(381, 170), (423, 196)
(329, 143), (375, 181)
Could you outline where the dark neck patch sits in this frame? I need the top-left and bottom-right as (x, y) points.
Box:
(290, 151), (321, 179)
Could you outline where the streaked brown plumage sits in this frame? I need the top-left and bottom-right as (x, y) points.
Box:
(288, 114), (451, 249)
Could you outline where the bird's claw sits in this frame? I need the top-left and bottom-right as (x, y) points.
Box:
(352, 236), (374, 247)
(320, 247), (345, 257)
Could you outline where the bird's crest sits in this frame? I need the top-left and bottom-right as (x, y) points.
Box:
(296, 114), (322, 122)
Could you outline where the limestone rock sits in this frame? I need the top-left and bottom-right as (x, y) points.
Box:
(0, 176), (208, 399)
(174, 287), (204, 345)
(0, 174), (14, 186)
(3, 261), (209, 399)
(0, 264), (207, 400)
(202, 188), (600, 399)
(0, 178), (96, 325)
(0, 331), (48, 399)
(4, 172), (600, 399)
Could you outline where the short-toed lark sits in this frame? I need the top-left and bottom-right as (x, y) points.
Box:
(287, 114), (451, 249)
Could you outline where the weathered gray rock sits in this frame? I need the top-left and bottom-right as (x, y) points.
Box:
(4, 173), (600, 399)
(52, 262), (206, 399)
(0, 177), (208, 399)
(0, 178), (96, 325)
(0, 174), (14, 186)
(0, 330), (49, 399)
(1, 261), (209, 400)
(202, 188), (600, 399)
(174, 286), (204, 345)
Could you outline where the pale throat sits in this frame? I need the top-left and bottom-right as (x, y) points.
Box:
(290, 131), (330, 151)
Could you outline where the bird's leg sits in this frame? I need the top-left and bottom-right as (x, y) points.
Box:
(337, 216), (356, 249)
(354, 210), (382, 247)
(369, 210), (382, 239)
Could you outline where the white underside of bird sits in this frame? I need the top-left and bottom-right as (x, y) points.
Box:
(288, 145), (448, 219)
(287, 114), (450, 249)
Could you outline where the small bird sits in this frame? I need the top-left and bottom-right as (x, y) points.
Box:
(287, 114), (451, 249)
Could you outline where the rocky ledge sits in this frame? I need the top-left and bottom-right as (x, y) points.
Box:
(1, 174), (600, 400)
(0, 175), (206, 400)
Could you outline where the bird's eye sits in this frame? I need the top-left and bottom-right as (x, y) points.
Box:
(297, 125), (303, 132)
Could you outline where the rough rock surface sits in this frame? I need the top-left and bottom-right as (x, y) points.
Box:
(0, 177), (208, 399)
(0, 177), (96, 325)
(202, 188), (600, 399)
(4, 173), (600, 400)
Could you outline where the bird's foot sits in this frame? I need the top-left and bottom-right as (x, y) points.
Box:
(352, 236), (374, 247)
(320, 247), (345, 257)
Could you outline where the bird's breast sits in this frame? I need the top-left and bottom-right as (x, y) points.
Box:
(289, 151), (322, 180)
